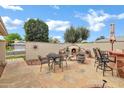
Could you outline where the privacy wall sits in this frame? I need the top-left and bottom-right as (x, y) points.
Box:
(26, 42), (124, 61)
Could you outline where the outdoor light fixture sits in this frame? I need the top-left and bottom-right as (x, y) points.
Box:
(33, 45), (38, 49)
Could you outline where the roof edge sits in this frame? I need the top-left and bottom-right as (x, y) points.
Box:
(0, 16), (8, 36)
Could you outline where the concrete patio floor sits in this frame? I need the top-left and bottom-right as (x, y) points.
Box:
(0, 58), (124, 88)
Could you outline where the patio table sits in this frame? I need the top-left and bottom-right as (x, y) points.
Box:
(109, 51), (124, 78)
(47, 53), (62, 72)
(47, 53), (61, 61)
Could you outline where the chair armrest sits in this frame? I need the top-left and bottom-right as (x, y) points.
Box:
(108, 55), (116, 63)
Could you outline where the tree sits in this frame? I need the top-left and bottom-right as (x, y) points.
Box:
(49, 37), (60, 43)
(24, 19), (49, 42)
(64, 26), (90, 43)
(96, 36), (105, 41)
(4, 33), (22, 43)
(78, 27), (90, 40)
(64, 26), (80, 43)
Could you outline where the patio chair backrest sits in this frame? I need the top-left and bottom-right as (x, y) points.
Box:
(97, 48), (102, 58)
(59, 54), (68, 61)
(38, 55), (49, 64)
(94, 48), (103, 64)
(97, 48), (109, 63)
(59, 49), (66, 55)
(93, 48), (98, 58)
(38, 55), (42, 61)
(93, 48), (101, 59)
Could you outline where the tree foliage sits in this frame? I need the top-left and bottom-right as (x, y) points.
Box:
(96, 36), (105, 41)
(4, 33), (22, 43)
(64, 26), (80, 43)
(78, 27), (90, 40)
(64, 26), (90, 43)
(24, 19), (49, 42)
(49, 37), (60, 43)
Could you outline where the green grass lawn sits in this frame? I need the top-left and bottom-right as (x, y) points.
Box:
(6, 55), (25, 60)
(6, 47), (14, 51)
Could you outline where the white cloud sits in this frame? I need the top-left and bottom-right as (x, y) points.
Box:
(26, 18), (37, 21)
(117, 13), (124, 19)
(52, 36), (62, 39)
(75, 9), (124, 31)
(0, 5), (23, 11)
(50, 5), (60, 10)
(75, 9), (110, 31)
(46, 19), (70, 31)
(1, 16), (24, 30)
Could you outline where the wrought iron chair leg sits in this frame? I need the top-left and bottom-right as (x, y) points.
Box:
(103, 70), (105, 76)
(109, 66), (114, 76)
(103, 63), (106, 76)
(48, 63), (50, 71)
(96, 65), (99, 72)
(106, 64), (114, 76)
(59, 62), (61, 68)
(112, 69), (114, 76)
(62, 62), (63, 72)
(40, 63), (42, 72)
(94, 60), (97, 67)
(51, 62), (53, 69)
(66, 60), (68, 68)
(48, 61), (51, 71)
(53, 62), (55, 73)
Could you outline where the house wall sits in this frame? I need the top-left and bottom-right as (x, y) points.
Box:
(0, 41), (6, 65)
(26, 41), (124, 61)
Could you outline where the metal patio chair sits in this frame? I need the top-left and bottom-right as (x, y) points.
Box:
(38, 55), (50, 72)
(95, 48), (116, 76)
(93, 48), (99, 67)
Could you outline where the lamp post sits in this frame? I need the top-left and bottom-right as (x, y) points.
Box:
(110, 23), (116, 51)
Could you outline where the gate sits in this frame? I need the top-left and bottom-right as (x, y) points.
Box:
(6, 41), (26, 62)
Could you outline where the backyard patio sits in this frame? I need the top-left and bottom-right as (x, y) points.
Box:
(1, 5), (124, 89)
(0, 57), (124, 88)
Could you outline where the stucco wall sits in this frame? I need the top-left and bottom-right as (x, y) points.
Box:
(26, 42), (71, 60)
(26, 41), (124, 61)
(77, 42), (124, 56)
(77, 42), (124, 51)
(0, 41), (6, 65)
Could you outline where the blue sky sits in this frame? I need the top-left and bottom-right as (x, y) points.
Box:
(0, 5), (124, 42)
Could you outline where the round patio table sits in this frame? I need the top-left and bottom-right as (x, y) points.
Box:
(47, 53), (61, 61)
(47, 53), (62, 72)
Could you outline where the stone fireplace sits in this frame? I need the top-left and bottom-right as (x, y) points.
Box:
(67, 45), (80, 55)
(71, 48), (76, 55)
